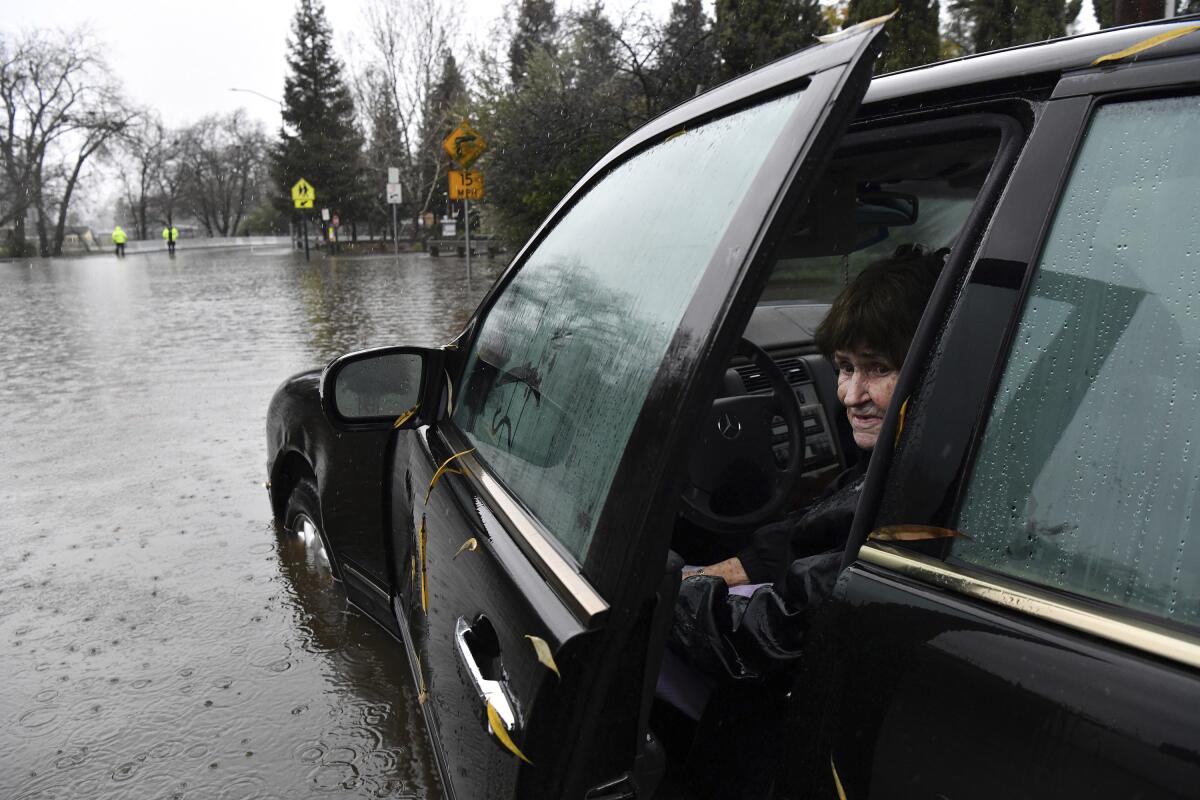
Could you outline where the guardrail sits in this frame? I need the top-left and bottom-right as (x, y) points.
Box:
(121, 235), (292, 254)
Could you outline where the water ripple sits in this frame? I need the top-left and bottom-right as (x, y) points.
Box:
(1, 250), (475, 799)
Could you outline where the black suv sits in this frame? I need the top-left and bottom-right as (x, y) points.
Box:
(266, 17), (1200, 799)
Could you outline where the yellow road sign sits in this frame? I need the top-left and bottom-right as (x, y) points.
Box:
(291, 178), (316, 209)
(443, 122), (487, 168)
(449, 170), (484, 201)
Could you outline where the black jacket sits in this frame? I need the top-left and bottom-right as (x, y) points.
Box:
(669, 461), (866, 682)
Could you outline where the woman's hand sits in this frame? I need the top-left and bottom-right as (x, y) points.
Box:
(683, 556), (750, 587)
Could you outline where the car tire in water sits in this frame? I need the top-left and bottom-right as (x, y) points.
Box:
(284, 479), (338, 582)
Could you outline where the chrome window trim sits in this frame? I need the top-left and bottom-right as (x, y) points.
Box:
(858, 542), (1200, 670)
(442, 428), (609, 624)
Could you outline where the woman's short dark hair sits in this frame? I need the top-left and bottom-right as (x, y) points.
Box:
(814, 246), (945, 369)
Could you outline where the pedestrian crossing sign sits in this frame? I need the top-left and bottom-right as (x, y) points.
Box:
(291, 178), (316, 209)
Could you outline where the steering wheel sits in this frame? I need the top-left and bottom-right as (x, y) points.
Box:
(680, 338), (806, 532)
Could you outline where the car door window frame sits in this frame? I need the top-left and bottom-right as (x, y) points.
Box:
(856, 76), (1200, 669)
(833, 99), (1039, 561)
(854, 94), (1093, 550)
(432, 29), (888, 607)
(432, 83), (826, 615)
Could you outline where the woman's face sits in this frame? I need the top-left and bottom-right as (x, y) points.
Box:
(834, 347), (898, 451)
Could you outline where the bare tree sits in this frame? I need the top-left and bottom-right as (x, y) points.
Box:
(156, 131), (189, 233)
(48, 97), (137, 255)
(0, 28), (133, 256)
(180, 110), (269, 236)
(354, 0), (460, 227)
(117, 113), (170, 240)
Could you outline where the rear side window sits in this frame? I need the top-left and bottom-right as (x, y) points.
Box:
(452, 91), (806, 561)
(954, 95), (1200, 628)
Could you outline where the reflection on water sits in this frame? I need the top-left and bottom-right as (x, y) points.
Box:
(0, 247), (505, 799)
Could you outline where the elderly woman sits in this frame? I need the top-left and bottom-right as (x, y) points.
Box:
(659, 246), (944, 799)
(668, 246), (944, 682)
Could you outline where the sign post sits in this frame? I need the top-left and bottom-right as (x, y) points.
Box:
(291, 178), (316, 261)
(443, 121), (487, 282)
(387, 166), (401, 257)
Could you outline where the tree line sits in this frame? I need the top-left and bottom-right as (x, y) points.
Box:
(3, 0), (1190, 257)
(278, 0), (1190, 251)
(0, 28), (275, 256)
(117, 110), (274, 242)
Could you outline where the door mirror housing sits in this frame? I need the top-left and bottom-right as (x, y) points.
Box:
(320, 346), (444, 430)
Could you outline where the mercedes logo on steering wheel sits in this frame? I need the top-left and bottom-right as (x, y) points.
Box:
(717, 412), (742, 440)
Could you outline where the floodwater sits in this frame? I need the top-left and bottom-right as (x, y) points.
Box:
(0, 245), (506, 800)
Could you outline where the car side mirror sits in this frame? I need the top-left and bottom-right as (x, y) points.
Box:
(320, 346), (443, 429)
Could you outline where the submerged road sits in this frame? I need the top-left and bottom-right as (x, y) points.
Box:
(1, 246), (505, 799)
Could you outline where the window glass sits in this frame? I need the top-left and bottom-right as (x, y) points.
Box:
(334, 353), (421, 419)
(954, 96), (1200, 627)
(762, 132), (1000, 302)
(452, 92), (804, 560)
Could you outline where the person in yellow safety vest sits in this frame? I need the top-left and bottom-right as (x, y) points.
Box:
(112, 226), (128, 257)
(162, 225), (179, 255)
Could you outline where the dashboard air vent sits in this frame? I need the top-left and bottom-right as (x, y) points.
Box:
(734, 357), (810, 393)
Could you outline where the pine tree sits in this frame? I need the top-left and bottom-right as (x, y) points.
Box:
(271, 0), (366, 230)
(715, 0), (828, 79)
(846, 0), (940, 73)
(946, 0), (1082, 53)
(509, 0), (559, 85)
(364, 72), (407, 235)
(1093, 0), (1175, 27)
(656, 0), (719, 110)
(484, 3), (641, 245)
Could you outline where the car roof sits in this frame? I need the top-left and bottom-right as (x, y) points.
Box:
(863, 16), (1200, 110)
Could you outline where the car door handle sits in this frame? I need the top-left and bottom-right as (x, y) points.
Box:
(455, 616), (517, 732)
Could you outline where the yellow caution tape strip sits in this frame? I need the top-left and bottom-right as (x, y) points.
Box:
(832, 757), (847, 800)
(392, 403), (420, 429)
(414, 657), (428, 705)
(1092, 25), (1200, 66)
(418, 516), (429, 613)
(453, 537), (478, 559)
(817, 10), (896, 44)
(487, 701), (532, 764)
(525, 635), (561, 680)
(869, 524), (966, 542)
(894, 397), (908, 447)
(425, 448), (475, 505)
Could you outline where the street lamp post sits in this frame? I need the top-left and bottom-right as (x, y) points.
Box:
(228, 87), (282, 107)
(229, 88), (294, 249)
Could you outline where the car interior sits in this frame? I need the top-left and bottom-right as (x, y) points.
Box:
(649, 116), (1008, 797)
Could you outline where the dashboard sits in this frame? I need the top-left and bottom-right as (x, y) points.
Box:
(739, 301), (848, 479)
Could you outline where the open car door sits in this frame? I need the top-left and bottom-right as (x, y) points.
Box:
(392, 20), (889, 800)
